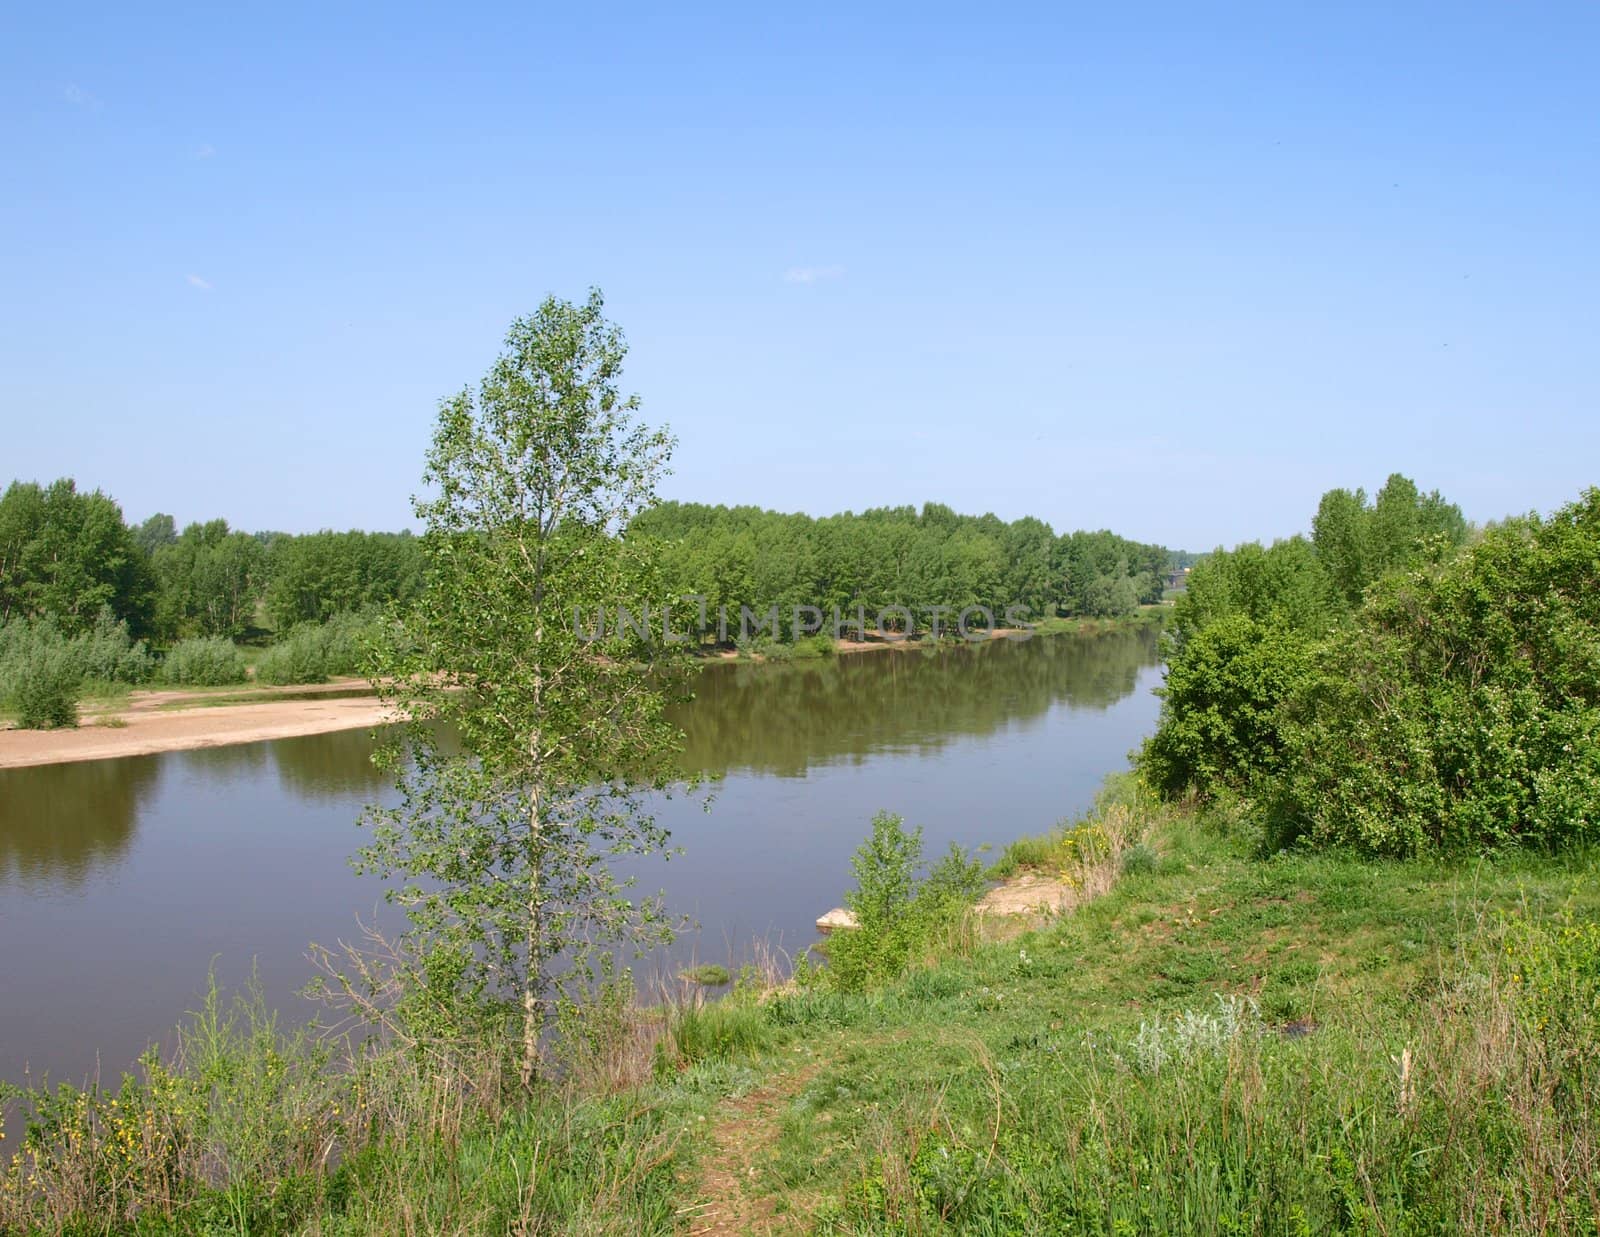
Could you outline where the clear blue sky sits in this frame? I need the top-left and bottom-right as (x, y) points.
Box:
(3, 3), (1596, 550)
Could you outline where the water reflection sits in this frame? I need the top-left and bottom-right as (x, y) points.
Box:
(674, 626), (1159, 776)
(0, 757), (164, 889)
(0, 632), (1159, 888)
(269, 727), (393, 801)
(1, 627), (1164, 1082)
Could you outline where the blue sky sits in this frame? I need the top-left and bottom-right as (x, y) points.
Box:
(3, 3), (1596, 550)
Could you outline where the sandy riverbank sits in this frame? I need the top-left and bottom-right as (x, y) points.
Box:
(0, 691), (397, 769)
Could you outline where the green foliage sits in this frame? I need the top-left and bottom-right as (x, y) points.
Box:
(1142, 614), (1316, 798)
(633, 500), (1174, 639)
(1082, 559), (1147, 617)
(254, 613), (378, 685)
(1272, 490), (1600, 854)
(75, 607), (157, 683)
(149, 518), (265, 639)
(7, 640), (81, 727)
(0, 477), (153, 634)
(1168, 534), (1336, 651)
(1151, 474), (1600, 856)
(680, 964), (731, 987)
(827, 812), (986, 992)
(263, 530), (422, 630)
(356, 291), (699, 1086)
(664, 998), (779, 1066)
(0, 609), (154, 726)
(1313, 472), (1469, 609)
(254, 627), (331, 685)
(161, 635), (249, 686)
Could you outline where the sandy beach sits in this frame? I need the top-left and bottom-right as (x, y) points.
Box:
(0, 683), (395, 769)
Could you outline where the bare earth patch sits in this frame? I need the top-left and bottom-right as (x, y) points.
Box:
(976, 871), (1082, 918)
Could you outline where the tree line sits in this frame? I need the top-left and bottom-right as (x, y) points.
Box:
(635, 500), (1175, 639)
(0, 477), (423, 641)
(1143, 471), (1600, 855)
(1, 480), (1179, 651)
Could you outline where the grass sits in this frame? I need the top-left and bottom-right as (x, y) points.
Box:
(5, 784), (1597, 1233)
(1026, 606), (1167, 638)
(680, 964), (733, 987)
(732, 805), (1600, 1233)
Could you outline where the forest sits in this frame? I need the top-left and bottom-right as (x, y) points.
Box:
(0, 476), (1176, 723)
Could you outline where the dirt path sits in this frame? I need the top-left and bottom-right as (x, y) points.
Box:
(0, 693), (394, 768)
(686, 1064), (820, 1236)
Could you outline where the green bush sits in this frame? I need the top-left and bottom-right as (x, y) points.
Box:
(256, 613), (378, 685)
(1141, 614), (1316, 799)
(9, 646), (81, 727)
(0, 614), (147, 725)
(76, 608), (156, 683)
(1271, 491), (1600, 854)
(0, 611), (153, 721)
(162, 636), (248, 686)
(254, 629), (329, 685)
(827, 812), (985, 992)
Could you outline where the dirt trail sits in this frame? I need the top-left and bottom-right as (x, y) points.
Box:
(686, 1064), (820, 1236)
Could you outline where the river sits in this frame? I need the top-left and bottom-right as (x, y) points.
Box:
(0, 626), (1161, 1083)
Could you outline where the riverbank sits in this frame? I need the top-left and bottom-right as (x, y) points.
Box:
(0, 684), (395, 768)
(0, 611), (1164, 768)
(6, 780), (1596, 1233)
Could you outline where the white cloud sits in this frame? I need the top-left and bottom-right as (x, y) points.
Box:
(62, 83), (100, 109)
(783, 264), (845, 285)
(195, 143), (216, 159)
(186, 274), (212, 290)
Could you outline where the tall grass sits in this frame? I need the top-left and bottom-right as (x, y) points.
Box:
(816, 910), (1600, 1233)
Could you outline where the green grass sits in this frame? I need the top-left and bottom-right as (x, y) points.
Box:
(1026, 607), (1167, 638)
(680, 963), (733, 987)
(734, 812), (1600, 1232)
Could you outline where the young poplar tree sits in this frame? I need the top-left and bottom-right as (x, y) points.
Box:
(358, 290), (694, 1085)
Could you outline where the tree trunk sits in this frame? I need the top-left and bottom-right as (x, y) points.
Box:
(521, 769), (544, 1087)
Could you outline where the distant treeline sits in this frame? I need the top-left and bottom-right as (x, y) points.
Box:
(0, 477), (422, 641)
(0, 481), (1181, 648)
(635, 501), (1177, 638)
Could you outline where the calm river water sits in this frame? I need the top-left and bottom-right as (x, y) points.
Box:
(0, 627), (1161, 1082)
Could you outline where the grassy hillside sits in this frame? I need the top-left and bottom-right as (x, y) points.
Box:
(672, 789), (1600, 1233)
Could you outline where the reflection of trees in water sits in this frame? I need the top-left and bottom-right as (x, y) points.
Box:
(0, 756), (164, 888)
(269, 727), (391, 802)
(671, 627), (1159, 777)
(178, 740), (272, 783)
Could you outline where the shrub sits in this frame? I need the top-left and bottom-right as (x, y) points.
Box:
(77, 608), (156, 684)
(162, 636), (248, 686)
(254, 628), (329, 685)
(1271, 491), (1600, 854)
(9, 646), (81, 727)
(256, 613), (378, 685)
(1141, 614), (1316, 800)
(0, 611), (153, 724)
(827, 812), (985, 992)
